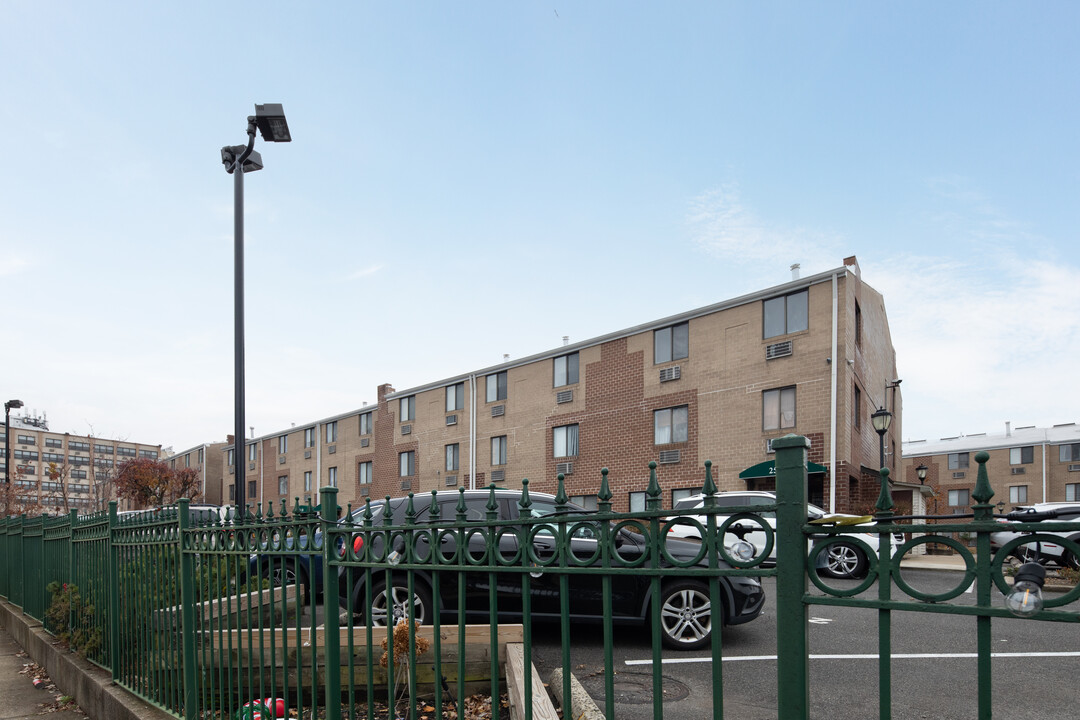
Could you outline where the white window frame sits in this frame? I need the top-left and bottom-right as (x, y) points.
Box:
(359, 412), (373, 435)
(948, 489), (970, 507)
(554, 353), (579, 387)
(327, 466), (338, 488)
(948, 453), (970, 470)
(358, 461), (373, 485)
(446, 443), (460, 472)
(446, 383), (465, 412)
(491, 436), (508, 466)
(278, 475), (288, 494)
(763, 386), (797, 431)
(553, 424), (579, 458)
(400, 451), (416, 477)
(1010, 446), (1034, 465)
(654, 406), (688, 445)
(763, 289), (809, 339)
(400, 396), (416, 422)
(1009, 485), (1027, 504)
(326, 422), (338, 443)
(486, 372), (507, 403)
(304, 428), (315, 448)
(654, 323), (689, 365)
(278, 435), (288, 454)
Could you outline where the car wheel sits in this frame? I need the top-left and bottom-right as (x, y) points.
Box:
(264, 559), (299, 587)
(819, 542), (868, 579)
(658, 581), (713, 650)
(368, 579), (433, 627)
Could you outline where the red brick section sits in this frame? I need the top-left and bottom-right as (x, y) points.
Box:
(534, 338), (702, 510)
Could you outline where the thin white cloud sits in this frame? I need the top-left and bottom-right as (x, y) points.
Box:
(348, 264), (383, 280)
(0, 254), (32, 277)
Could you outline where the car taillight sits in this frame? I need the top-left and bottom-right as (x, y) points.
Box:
(353, 535), (364, 554)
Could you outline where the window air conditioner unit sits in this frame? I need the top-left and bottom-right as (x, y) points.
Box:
(360, 438), (370, 448)
(400, 480), (411, 491)
(249, 462), (255, 471)
(446, 414), (457, 426)
(445, 475), (457, 486)
(658, 450), (681, 464)
(304, 450), (312, 459)
(401, 424), (412, 435)
(1010, 467), (1026, 475)
(279, 456), (286, 464)
(1069, 464), (1080, 472)
(492, 405), (505, 417)
(491, 469), (505, 483)
(766, 438), (776, 454)
(766, 341), (793, 360)
(556, 462), (573, 476)
(952, 471), (966, 479)
(360, 486), (370, 496)
(328, 445), (336, 454)
(659, 366), (681, 383)
(556, 390), (573, 404)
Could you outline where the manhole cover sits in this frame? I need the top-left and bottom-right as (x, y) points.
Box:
(577, 672), (690, 704)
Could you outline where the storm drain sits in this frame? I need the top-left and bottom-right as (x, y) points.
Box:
(577, 672), (690, 704)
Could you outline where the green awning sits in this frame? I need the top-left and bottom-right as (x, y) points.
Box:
(739, 459), (828, 479)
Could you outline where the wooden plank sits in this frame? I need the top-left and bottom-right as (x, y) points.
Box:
(506, 643), (559, 720)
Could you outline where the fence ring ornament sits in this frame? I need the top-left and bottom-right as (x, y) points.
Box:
(991, 534), (1080, 608)
(658, 518), (707, 567)
(807, 536), (879, 597)
(463, 528), (490, 566)
(435, 528), (459, 564)
(611, 520), (650, 568)
(524, 525), (558, 569)
(891, 536), (975, 602)
(495, 527), (522, 566)
(565, 522), (602, 567)
(718, 512), (774, 569)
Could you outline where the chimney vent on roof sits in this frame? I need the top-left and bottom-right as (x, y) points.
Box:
(503, 354), (510, 362)
(1006, 421), (1011, 437)
(791, 263), (801, 281)
(562, 336), (569, 346)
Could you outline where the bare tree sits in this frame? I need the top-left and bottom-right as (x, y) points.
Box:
(0, 466), (44, 517)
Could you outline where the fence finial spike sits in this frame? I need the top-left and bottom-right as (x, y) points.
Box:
(646, 461), (661, 510)
(598, 468), (612, 512)
(876, 467), (895, 514)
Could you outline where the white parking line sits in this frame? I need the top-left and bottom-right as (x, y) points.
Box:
(625, 651), (1080, 666)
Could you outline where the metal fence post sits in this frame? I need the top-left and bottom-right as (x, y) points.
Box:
(107, 501), (120, 683)
(773, 434), (810, 719)
(320, 486), (341, 720)
(177, 499), (197, 720)
(68, 509), (77, 637)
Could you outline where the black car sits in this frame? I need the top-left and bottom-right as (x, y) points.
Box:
(335, 489), (765, 650)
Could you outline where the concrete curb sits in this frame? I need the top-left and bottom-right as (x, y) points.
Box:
(0, 599), (173, 720)
(550, 667), (605, 720)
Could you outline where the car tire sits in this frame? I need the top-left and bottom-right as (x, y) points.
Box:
(657, 581), (713, 651)
(1064, 537), (1080, 570)
(819, 542), (868, 579)
(368, 578), (434, 627)
(263, 558), (300, 588)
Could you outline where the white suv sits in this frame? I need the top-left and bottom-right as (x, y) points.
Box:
(989, 503), (1080, 569)
(667, 490), (904, 579)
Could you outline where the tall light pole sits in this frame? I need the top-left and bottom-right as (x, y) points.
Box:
(221, 104), (292, 516)
(5, 399), (24, 485)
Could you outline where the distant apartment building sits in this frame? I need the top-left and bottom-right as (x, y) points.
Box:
(1, 412), (162, 514)
(223, 256), (907, 514)
(902, 423), (1080, 513)
(165, 441), (229, 506)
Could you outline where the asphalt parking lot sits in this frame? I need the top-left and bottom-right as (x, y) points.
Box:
(527, 570), (1080, 720)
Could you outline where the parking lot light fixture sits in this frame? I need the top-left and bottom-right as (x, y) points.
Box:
(4, 399), (24, 485)
(221, 103), (291, 516)
(871, 406), (892, 472)
(916, 464), (927, 484)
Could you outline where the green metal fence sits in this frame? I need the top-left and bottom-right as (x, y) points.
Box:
(1, 438), (1078, 720)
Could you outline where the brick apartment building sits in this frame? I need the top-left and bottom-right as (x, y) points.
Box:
(225, 255), (907, 514)
(165, 441), (229, 506)
(901, 422), (1080, 513)
(1, 412), (162, 513)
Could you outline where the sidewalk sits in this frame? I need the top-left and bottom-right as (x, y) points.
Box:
(0, 623), (84, 720)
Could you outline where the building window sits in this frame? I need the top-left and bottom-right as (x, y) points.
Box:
(278, 476), (288, 494)
(446, 443), (460, 472)
(70, 441), (91, 452)
(948, 453), (970, 470)
(71, 470), (87, 481)
(360, 412), (373, 435)
(763, 387), (796, 431)
(629, 492), (646, 513)
(948, 489), (970, 508)
(654, 323), (689, 365)
(358, 461), (372, 485)
(553, 424), (579, 458)
(399, 451), (416, 477)
(42, 452), (63, 463)
(248, 444), (257, 462)
(304, 428), (315, 448)
(1059, 444), (1080, 463)
(853, 385), (862, 429)
(278, 435), (288, 454)
(304, 471), (312, 492)
(554, 353), (579, 387)
(446, 383), (465, 412)
(248, 480), (256, 497)
(94, 444), (113, 454)
(198, 448), (204, 464)
(400, 396), (416, 422)
(671, 488), (699, 507)
(227, 449), (235, 467)
(229, 485), (235, 501)
(46, 438), (62, 448)
(763, 289), (809, 339)
(116, 447), (137, 457)
(1010, 446), (1034, 465)
(17, 435), (35, 445)
(1009, 485), (1028, 504)
(184, 453), (191, 467)
(1067, 484), (1079, 502)
(491, 436), (508, 466)
(486, 372), (507, 403)
(324, 422), (336, 443)
(328, 467), (338, 488)
(654, 406), (688, 444)
(854, 301), (862, 346)
(569, 495), (599, 511)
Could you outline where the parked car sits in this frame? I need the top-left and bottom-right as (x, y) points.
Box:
(989, 503), (1080, 569)
(665, 490), (904, 579)
(347, 490), (765, 649)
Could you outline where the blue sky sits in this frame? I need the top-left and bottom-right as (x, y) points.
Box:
(2, 2), (1076, 454)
